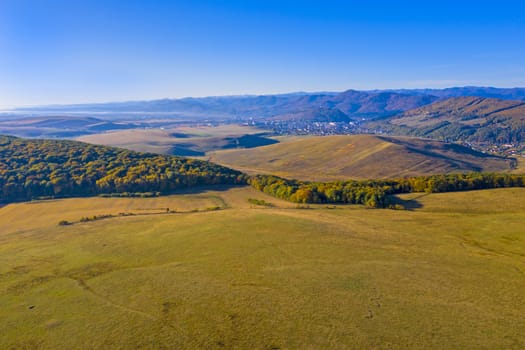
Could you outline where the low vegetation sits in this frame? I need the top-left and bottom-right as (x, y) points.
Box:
(247, 198), (275, 207)
(80, 214), (115, 223)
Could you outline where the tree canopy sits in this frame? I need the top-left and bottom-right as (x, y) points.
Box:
(0, 135), (245, 203)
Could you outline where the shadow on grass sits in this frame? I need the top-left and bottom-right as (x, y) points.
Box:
(387, 194), (426, 210)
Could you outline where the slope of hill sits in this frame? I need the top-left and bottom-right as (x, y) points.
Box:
(375, 96), (525, 143)
(0, 135), (245, 203)
(209, 135), (514, 181)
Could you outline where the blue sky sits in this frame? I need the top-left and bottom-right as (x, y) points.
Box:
(1, 0), (524, 106)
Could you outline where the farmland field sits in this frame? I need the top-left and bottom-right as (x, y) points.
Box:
(1, 187), (524, 349)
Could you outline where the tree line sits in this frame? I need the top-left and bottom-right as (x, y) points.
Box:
(248, 173), (525, 208)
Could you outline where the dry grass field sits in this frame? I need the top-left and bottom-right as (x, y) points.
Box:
(1, 186), (524, 349)
(209, 134), (514, 181)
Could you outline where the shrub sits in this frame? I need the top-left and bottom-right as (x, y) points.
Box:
(248, 198), (275, 207)
(206, 206), (222, 211)
(388, 204), (406, 210)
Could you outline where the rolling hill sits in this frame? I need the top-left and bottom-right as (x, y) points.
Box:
(373, 96), (525, 144)
(209, 134), (514, 181)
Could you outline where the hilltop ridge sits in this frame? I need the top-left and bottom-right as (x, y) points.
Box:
(374, 96), (525, 144)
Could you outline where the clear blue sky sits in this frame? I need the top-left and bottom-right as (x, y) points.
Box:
(1, 0), (524, 106)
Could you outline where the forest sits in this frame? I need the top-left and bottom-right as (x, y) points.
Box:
(0, 135), (246, 203)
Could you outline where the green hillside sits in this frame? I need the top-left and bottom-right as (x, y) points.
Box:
(0, 135), (245, 203)
(209, 134), (514, 181)
(1, 186), (524, 349)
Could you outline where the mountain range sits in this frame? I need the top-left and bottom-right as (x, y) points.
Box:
(10, 86), (525, 121)
(10, 90), (436, 120)
(4, 86), (525, 145)
(377, 87), (525, 100)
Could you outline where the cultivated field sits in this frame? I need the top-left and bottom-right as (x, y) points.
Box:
(1, 187), (524, 349)
(209, 134), (514, 181)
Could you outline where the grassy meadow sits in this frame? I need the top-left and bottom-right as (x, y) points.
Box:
(1, 187), (524, 349)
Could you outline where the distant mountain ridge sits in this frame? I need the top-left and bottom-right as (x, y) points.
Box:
(10, 89), (441, 120)
(375, 86), (525, 101)
(6, 87), (525, 146)
(12, 87), (525, 119)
